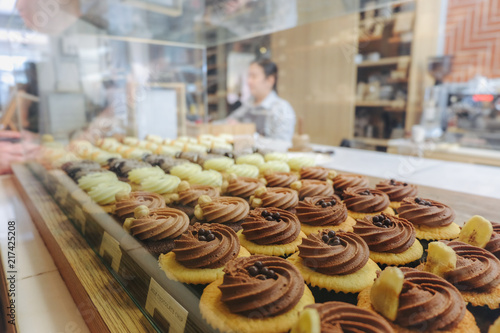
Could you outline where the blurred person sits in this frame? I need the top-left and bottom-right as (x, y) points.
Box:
(0, 131), (39, 175)
(225, 58), (296, 142)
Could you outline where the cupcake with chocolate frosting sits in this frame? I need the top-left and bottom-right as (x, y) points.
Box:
(222, 174), (263, 199)
(303, 302), (393, 333)
(333, 173), (369, 198)
(291, 179), (334, 200)
(296, 195), (356, 235)
(199, 255), (314, 333)
(249, 186), (299, 213)
(168, 181), (219, 218)
(376, 179), (418, 211)
(419, 240), (500, 309)
(398, 197), (460, 241)
(485, 222), (500, 260)
(158, 222), (250, 284)
(358, 267), (480, 333)
(237, 208), (306, 257)
(288, 230), (380, 295)
(263, 171), (298, 188)
(354, 213), (423, 266)
(114, 191), (166, 222)
(343, 186), (394, 219)
(193, 195), (250, 232)
(123, 206), (189, 256)
(299, 166), (337, 181)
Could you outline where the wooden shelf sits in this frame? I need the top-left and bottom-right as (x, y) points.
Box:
(355, 100), (406, 110)
(353, 137), (390, 146)
(357, 56), (411, 68)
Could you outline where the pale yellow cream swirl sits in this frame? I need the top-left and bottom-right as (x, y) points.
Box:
(203, 157), (235, 172)
(189, 170), (223, 187)
(88, 181), (131, 205)
(226, 164), (259, 178)
(140, 175), (181, 194)
(236, 153), (265, 166)
(78, 172), (118, 192)
(128, 166), (165, 184)
(170, 163), (203, 180)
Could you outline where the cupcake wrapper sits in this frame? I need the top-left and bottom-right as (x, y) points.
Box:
(466, 304), (500, 333)
(307, 285), (358, 305)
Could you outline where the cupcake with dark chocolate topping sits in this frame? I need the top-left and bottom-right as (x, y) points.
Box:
(199, 255), (314, 333)
(296, 195), (356, 235)
(123, 206), (189, 256)
(158, 222), (250, 284)
(333, 173), (369, 198)
(193, 195), (250, 232)
(237, 208), (306, 257)
(343, 186), (393, 219)
(291, 179), (334, 200)
(249, 186), (299, 213)
(288, 230), (380, 296)
(376, 179), (418, 211)
(353, 213), (423, 267)
(398, 197), (460, 241)
(358, 267), (480, 333)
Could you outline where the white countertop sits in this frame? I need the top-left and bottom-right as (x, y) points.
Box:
(1, 148), (499, 331)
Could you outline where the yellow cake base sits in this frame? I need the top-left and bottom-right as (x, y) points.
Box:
(199, 278), (315, 333)
(237, 230), (306, 256)
(158, 247), (250, 284)
(369, 240), (423, 266)
(389, 201), (401, 210)
(357, 288), (480, 333)
(287, 252), (380, 293)
(413, 222), (460, 240)
(300, 216), (356, 235)
(461, 284), (500, 309)
(347, 206), (394, 220)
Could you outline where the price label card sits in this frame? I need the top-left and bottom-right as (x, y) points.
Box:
(145, 278), (188, 333)
(99, 232), (122, 272)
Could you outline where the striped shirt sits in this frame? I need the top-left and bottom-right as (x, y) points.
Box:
(228, 91), (296, 142)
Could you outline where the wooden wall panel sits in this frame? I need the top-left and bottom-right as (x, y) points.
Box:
(271, 14), (358, 146)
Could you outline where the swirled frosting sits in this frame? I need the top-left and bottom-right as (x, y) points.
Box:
(236, 153), (265, 166)
(264, 172), (298, 188)
(128, 207), (189, 240)
(264, 152), (289, 162)
(298, 180), (334, 200)
(115, 191), (166, 221)
(288, 156), (315, 171)
(376, 179), (418, 202)
(353, 213), (415, 253)
(203, 157), (235, 171)
(173, 223), (239, 268)
(108, 159), (151, 177)
(395, 267), (465, 331)
(343, 187), (390, 213)
(170, 163), (202, 180)
(298, 231), (369, 275)
(199, 197), (250, 223)
(128, 166), (165, 184)
(178, 185), (219, 207)
(486, 222), (500, 259)
(300, 166), (329, 181)
(259, 161), (291, 173)
(62, 160), (101, 180)
(333, 174), (369, 196)
(88, 181), (131, 205)
(188, 170), (223, 187)
(226, 164), (259, 178)
(296, 195), (347, 226)
(242, 208), (301, 245)
(156, 145), (182, 157)
(439, 240), (500, 291)
(218, 255), (304, 317)
(140, 175), (181, 194)
(398, 197), (455, 227)
(226, 177), (263, 198)
(259, 187), (299, 211)
(306, 302), (393, 333)
(78, 172), (118, 191)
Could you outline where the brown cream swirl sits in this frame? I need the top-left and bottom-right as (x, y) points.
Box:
(376, 179), (418, 202)
(298, 231), (369, 275)
(440, 240), (500, 291)
(300, 166), (329, 181)
(299, 180), (334, 200)
(353, 213), (415, 253)
(178, 185), (219, 207)
(115, 191), (166, 222)
(226, 177), (263, 198)
(296, 195), (347, 226)
(219, 255), (304, 317)
(486, 222), (500, 259)
(200, 197), (250, 223)
(129, 207), (189, 241)
(395, 267), (465, 331)
(264, 172), (298, 188)
(343, 187), (390, 213)
(260, 187), (299, 211)
(333, 174), (369, 196)
(306, 302), (393, 333)
(173, 223), (239, 269)
(242, 208), (301, 245)
(398, 197), (455, 227)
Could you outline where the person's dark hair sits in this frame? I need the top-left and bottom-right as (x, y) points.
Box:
(252, 58), (278, 92)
